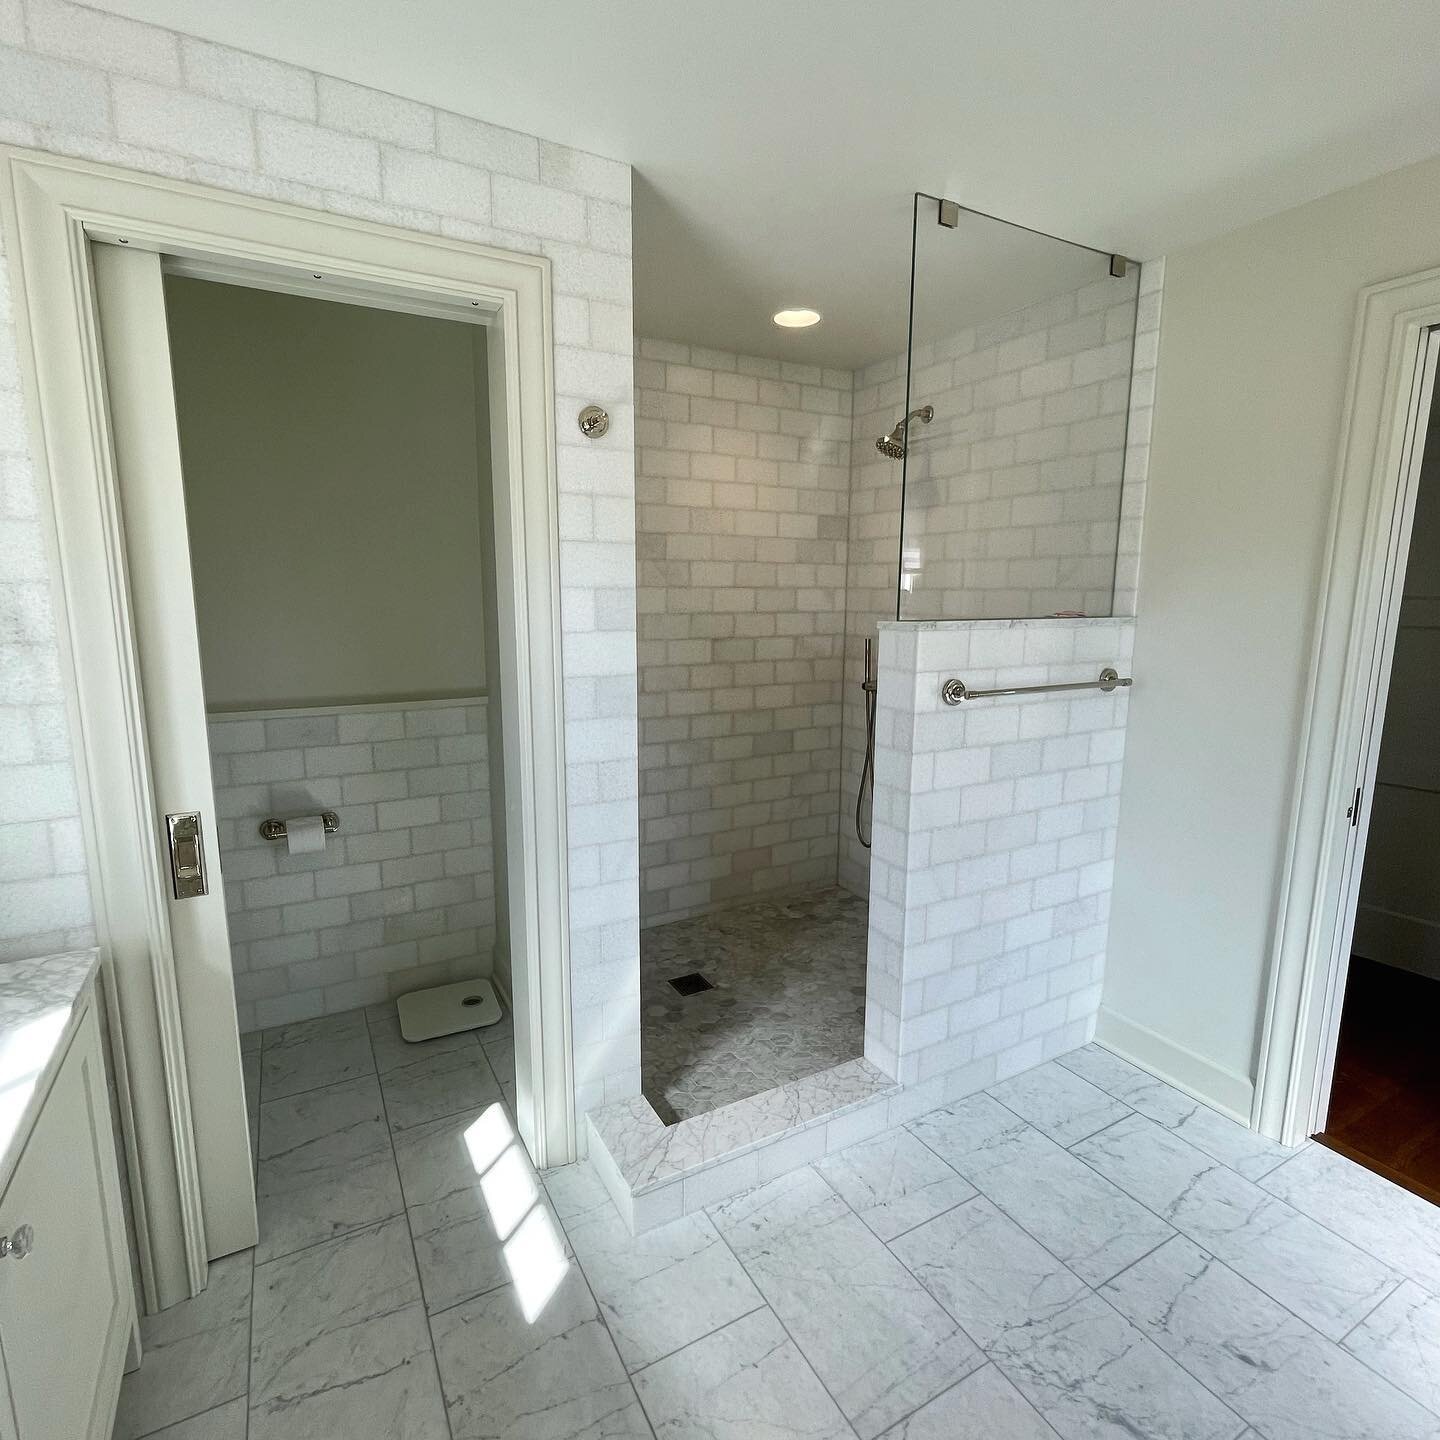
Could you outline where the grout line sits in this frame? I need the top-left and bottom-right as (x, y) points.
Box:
(900, 1113), (1253, 1430)
(371, 1019), (456, 1440)
(703, 1214), (862, 1439)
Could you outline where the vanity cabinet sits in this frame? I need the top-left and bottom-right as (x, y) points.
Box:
(0, 988), (135, 1440)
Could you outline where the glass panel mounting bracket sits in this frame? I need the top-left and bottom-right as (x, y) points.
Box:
(937, 198), (960, 229)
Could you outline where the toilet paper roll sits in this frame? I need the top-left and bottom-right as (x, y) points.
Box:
(285, 814), (327, 856)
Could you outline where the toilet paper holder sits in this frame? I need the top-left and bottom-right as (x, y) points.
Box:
(259, 811), (340, 842)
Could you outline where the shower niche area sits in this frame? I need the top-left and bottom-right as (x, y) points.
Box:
(634, 193), (1143, 1125)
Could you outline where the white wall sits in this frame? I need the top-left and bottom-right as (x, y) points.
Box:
(166, 277), (490, 710)
(1353, 406), (1440, 981)
(0, 2), (640, 1120)
(1105, 151), (1440, 1107)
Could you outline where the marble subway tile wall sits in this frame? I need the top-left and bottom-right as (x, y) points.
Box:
(209, 700), (495, 1032)
(837, 352), (910, 900)
(838, 261), (1162, 908)
(866, 619), (1135, 1111)
(900, 274), (1140, 621)
(0, 0), (639, 1115)
(634, 340), (852, 926)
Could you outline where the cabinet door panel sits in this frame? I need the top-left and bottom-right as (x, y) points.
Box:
(0, 1015), (127, 1440)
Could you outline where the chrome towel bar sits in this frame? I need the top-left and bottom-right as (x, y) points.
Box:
(259, 811), (340, 842)
(941, 667), (1132, 705)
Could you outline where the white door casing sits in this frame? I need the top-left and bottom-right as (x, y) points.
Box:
(1258, 266), (1440, 1148)
(0, 148), (574, 1309)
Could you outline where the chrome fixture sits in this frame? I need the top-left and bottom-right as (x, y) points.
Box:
(577, 404), (609, 438)
(259, 811), (340, 842)
(875, 404), (933, 459)
(940, 666), (1132, 705)
(165, 810), (208, 900)
(855, 637), (878, 849)
(0, 1224), (34, 1260)
(938, 198), (961, 229)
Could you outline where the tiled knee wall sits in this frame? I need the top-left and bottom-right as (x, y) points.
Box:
(839, 261), (1163, 903)
(866, 618), (1134, 1105)
(634, 339), (853, 927)
(209, 699), (496, 1032)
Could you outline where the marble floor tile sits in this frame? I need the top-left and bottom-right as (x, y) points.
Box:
(711, 1167), (985, 1438)
(890, 1196), (1090, 1352)
(1259, 1142), (1440, 1294)
(878, 1363), (1062, 1439)
(544, 1159), (619, 1224)
(641, 889), (867, 1123)
(248, 1215), (447, 1438)
(567, 1204), (762, 1371)
(909, 1094), (1173, 1285)
(1052, 1043), (1150, 1095)
(368, 1012), (483, 1075)
(392, 1107), (521, 1313)
(260, 1009), (375, 1101)
(988, 1287), (1246, 1440)
(896, 1189), (1241, 1440)
(242, 1049), (260, 1116)
(1074, 1114), (1399, 1339)
(816, 1127), (976, 1241)
(140, 1398), (248, 1439)
(1056, 1045), (1296, 1182)
(1103, 1235), (1437, 1440)
(1342, 1278), (1440, 1415)
(115, 1019), (1440, 1440)
(379, 1044), (503, 1131)
(111, 1253), (252, 1440)
(431, 1269), (650, 1439)
(986, 1061), (1132, 1147)
(632, 1306), (851, 1440)
(255, 1074), (403, 1263)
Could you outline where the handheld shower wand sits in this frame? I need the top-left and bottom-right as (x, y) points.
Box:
(855, 637), (878, 849)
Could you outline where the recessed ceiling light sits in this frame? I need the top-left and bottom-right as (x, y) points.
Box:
(772, 307), (822, 329)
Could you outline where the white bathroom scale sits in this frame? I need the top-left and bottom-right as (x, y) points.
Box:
(397, 976), (503, 1042)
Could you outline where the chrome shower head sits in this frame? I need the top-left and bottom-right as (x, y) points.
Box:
(875, 404), (933, 460)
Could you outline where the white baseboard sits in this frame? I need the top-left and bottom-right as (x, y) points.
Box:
(1094, 1006), (1254, 1124)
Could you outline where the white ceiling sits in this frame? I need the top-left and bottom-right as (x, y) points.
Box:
(91, 0), (1440, 368)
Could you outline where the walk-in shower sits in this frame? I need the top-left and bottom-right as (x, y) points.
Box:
(634, 189), (1142, 1126)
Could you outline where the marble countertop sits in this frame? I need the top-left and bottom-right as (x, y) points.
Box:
(0, 949), (101, 1189)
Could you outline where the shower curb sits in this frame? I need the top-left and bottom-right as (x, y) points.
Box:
(584, 1057), (902, 1232)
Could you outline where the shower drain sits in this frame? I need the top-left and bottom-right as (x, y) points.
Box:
(667, 972), (714, 996)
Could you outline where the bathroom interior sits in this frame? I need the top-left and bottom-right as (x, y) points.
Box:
(9, 9), (1440, 1439)
(162, 274), (518, 1109)
(635, 194), (1142, 1124)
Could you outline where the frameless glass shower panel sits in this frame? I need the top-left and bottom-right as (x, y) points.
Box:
(897, 196), (1140, 620)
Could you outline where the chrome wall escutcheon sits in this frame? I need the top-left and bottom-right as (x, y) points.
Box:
(0, 1224), (35, 1259)
(577, 404), (609, 438)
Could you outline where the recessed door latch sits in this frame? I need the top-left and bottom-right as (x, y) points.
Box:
(1347, 787), (1361, 827)
(165, 811), (208, 899)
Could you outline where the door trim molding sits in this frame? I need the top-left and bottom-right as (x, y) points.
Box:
(1257, 265), (1440, 1147)
(0, 147), (574, 1304)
